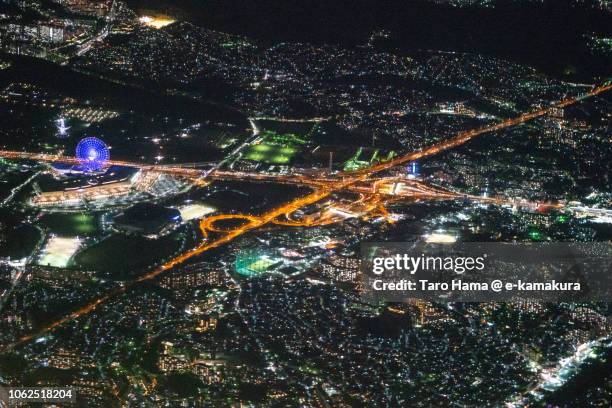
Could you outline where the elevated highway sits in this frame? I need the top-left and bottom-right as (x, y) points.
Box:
(1, 82), (610, 352)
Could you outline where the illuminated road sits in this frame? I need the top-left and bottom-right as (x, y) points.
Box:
(4, 185), (339, 351)
(506, 337), (610, 407)
(0, 83), (610, 352)
(2, 84), (611, 188)
(350, 82), (612, 175)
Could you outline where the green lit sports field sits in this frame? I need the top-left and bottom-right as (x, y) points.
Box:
(243, 143), (298, 164)
(243, 130), (307, 164)
(236, 253), (278, 277)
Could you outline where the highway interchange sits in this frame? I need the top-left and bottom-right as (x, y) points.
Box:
(0, 82), (610, 352)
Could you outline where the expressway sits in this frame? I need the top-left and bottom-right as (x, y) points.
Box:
(0, 83), (610, 352)
(350, 82), (612, 175)
(3, 83), (611, 188)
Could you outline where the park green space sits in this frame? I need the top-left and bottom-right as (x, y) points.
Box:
(39, 213), (102, 236)
(73, 232), (186, 277)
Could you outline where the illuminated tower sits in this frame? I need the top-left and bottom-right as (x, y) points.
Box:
(407, 161), (419, 179)
(55, 117), (70, 137)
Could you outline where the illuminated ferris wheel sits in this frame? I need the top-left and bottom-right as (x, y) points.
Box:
(76, 137), (110, 172)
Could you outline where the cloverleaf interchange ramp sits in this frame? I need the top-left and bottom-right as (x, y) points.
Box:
(0, 82), (610, 353)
